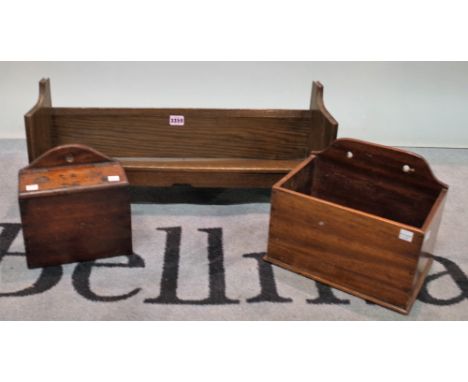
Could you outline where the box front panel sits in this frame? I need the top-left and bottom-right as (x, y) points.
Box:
(267, 189), (423, 310)
(20, 188), (132, 268)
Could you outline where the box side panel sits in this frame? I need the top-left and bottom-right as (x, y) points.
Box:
(414, 191), (448, 285)
(266, 189), (423, 310)
(25, 108), (53, 162)
(20, 187), (132, 268)
(280, 161), (315, 194)
(421, 191), (447, 255)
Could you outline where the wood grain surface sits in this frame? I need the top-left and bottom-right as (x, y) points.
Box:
(25, 79), (338, 188)
(265, 138), (448, 314)
(19, 144), (133, 268)
(24, 79), (52, 161)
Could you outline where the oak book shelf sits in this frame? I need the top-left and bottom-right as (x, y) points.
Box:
(25, 79), (338, 188)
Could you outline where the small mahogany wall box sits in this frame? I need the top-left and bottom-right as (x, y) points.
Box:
(25, 79), (338, 188)
(18, 144), (133, 268)
(265, 139), (448, 314)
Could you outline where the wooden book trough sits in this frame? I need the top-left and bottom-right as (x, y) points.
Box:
(265, 139), (448, 314)
(19, 144), (133, 268)
(25, 79), (338, 188)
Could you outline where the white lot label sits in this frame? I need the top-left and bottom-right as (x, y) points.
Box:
(107, 175), (120, 182)
(398, 229), (414, 242)
(26, 184), (39, 191)
(169, 115), (185, 126)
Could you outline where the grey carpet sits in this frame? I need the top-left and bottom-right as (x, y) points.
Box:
(0, 139), (467, 320)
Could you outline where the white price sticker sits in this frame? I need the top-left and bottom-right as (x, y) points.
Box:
(169, 115), (184, 126)
(26, 184), (39, 191)
(398, 229), (414, 242)
(107, 175), (120, 182)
